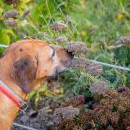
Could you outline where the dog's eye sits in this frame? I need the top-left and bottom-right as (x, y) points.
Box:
(50, 47), (55, 57)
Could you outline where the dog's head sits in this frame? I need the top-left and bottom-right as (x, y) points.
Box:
(3, 40), (73, 93)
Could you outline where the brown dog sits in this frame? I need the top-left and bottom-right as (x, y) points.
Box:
(0, 39), (73, 130)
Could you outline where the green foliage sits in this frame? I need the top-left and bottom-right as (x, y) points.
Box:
(0, 0), (130, 95)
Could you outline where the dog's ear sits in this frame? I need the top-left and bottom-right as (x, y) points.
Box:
(36, 45), (49, 79)
(12, 56), (37, 93)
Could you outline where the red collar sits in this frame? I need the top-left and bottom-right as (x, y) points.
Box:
(0, 80), (26, 108)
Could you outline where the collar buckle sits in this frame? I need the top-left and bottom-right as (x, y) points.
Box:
(20, 100), (27, 108)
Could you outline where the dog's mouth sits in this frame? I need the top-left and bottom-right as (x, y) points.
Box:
(47, 75), (58, 81)
(46, 66), (66, 81)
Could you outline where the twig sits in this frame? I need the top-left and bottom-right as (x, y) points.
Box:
(86, 59), (130, 71)
(0, 44), (9, 48)
(13, 122), (38, 130)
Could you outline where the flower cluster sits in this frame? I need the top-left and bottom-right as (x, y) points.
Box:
(56, 36), (68, 43)
(71, 57), (88, 69)
(61, 95), (86, 108)
(51, 21), (68, 31)
(65, 41), (87, 55)
(3, 0), (19, 5)
(3, 9), (19, 19)
(89, 81), (110, 94)
(3, 9), (19, 26)
(86, 64), (103, 76)
(115, 36), (130, 45)
(4, 19), (18, 26)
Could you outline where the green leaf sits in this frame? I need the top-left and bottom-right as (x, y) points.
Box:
(0, 29), (10, 54)
(0, 29), (10, 45)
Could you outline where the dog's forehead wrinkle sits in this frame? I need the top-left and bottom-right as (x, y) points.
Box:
(49, 46), (55, 56)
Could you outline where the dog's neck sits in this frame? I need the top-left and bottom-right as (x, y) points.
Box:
(0, 57), (27, 99)
(0, 58), (27, 129)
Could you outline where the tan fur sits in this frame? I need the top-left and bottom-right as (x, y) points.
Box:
(0, 40), (72, 130)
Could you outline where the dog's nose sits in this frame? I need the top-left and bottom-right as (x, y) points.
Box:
(65, 49), (74, 59)
(67, 51), (74, 59)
